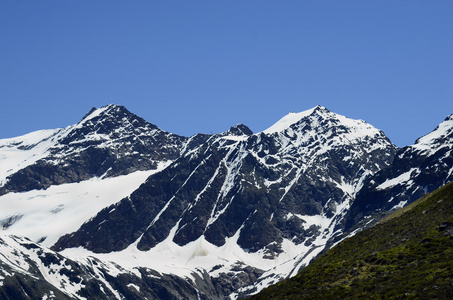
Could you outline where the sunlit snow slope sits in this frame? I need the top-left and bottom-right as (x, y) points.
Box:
(0, 166), (168, 247)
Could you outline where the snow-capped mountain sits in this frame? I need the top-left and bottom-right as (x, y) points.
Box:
(0, 104), (187, 195)
(50, 105), (396, 297)
(345, 114), (453, 231)
(0, 104), (452, 299)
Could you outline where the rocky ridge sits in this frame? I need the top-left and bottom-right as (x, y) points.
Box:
(0, 104), (187, 195)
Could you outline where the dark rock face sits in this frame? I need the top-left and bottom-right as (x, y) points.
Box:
(0, 105), (188, 195)
(346, 114), (453, 231)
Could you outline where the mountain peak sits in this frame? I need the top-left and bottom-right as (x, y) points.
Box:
(70, 104), (160, 138)
(261, 106), (322, 134)
(260, 105), (394, 159)
(79, 104), (140, 124)
(261, 105), (361, 135)
(81, 104), (119, 119)
(223, 124), (253, 136)
(0, 104), (189, 194)
(313, 104), (328, 111)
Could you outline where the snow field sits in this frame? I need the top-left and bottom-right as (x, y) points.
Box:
(0, 164), (171, 248)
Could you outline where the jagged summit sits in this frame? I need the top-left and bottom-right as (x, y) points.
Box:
(262, 105), (324, 134)
(221, 124), (254, 138)
(260, 105), (394, 159)
(80, 104), (133, 122)
(0, 104), (188, 195)
(59, 104), (161, 145)
(261, 105), (385, 144)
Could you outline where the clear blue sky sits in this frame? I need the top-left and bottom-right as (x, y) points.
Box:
(1, 1), (452, 147)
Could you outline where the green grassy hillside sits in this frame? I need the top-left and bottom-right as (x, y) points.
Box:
(250, 181), (453, 299)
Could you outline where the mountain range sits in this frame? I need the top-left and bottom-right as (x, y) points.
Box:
(0, 104), (452, 299)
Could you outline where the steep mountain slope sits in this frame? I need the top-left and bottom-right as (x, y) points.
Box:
(250, 180), (453, 299)
(346, 114), (453, 230)
(0, 104), (188, 195)
(52, 105), (397, 297)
